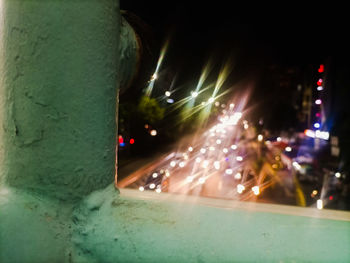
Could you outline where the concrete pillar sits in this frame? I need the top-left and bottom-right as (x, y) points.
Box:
(0, 0), (120, 200)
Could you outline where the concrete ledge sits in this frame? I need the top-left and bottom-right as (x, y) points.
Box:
(72, 187), (350, 262)
(120, 188), (350, 222)
(2, 185), (349, 262)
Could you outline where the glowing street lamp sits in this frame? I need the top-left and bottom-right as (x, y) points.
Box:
(191, 91), (198, 98)
(165, 91), (171, 97)
(150, 129), (157, 136)
(150, 73), (157, 81)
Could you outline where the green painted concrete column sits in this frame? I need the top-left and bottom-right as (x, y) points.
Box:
(0, 0), (120, 200)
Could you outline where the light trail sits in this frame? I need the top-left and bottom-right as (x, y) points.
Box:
(145, 39), (170, 97)
(212, 58), (233, 98)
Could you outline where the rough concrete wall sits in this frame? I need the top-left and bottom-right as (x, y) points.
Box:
(0, 0), (120, 200)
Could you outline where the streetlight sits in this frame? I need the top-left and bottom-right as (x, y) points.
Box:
(150, 129), (157, 136)
(191, 91), (198, 98)
(150, 73), (157, 81)
(165, 91), (171, 97)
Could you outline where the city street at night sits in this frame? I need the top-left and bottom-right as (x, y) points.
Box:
(119, 103), (299, 206)
(1, 1), (350, 262)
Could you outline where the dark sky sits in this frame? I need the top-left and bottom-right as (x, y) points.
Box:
(120, 2), (347, 66)
(120, 1), (349, 118)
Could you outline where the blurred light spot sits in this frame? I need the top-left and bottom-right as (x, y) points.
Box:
(252, 186), (260, 195)
(335, 172), (341, 178)
(188, 146), (193, 152)
(170, 161), (176, 167)
(165, 91), (171, 97)
(292, 161), (301, 170)
(202, 160), (209, 168)
(285, 146), (292, 152)
(236, 156), (243, 162)
(225, 169), (233, 175)
(183, 153), (189, 160)
(149, 183), (155, 189)
(152, 173), (158, 178)
(139, 186), (144, 192)
(214, 161), (220, 170)
(234, 173), (241, 180)
(150, 129), (157, 136)
(317, 199), (323, 210)
(237, 184), (245, 194)
(151, 73), (157, 81)
(186, 176), (194, 183)
(198, 177), (206, 184)
(318, 64), (324, 73)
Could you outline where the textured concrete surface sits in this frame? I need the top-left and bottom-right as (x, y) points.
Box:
(0, 0), (120, 200)
(1, 185), (349, 262)
(72, 187), (350, 262)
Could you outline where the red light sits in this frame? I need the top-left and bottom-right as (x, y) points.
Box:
(318, 64), (324, 73)
(317, 79), (323, 86)
(130, 138), (135, 144)
(118, 135), (123, 144)
(316, 113), (321, 117)
(329, 195), (333, 200)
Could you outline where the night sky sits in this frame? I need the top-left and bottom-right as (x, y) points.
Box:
(120, 2), (347, 66)
(120, 2), (350, 128)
